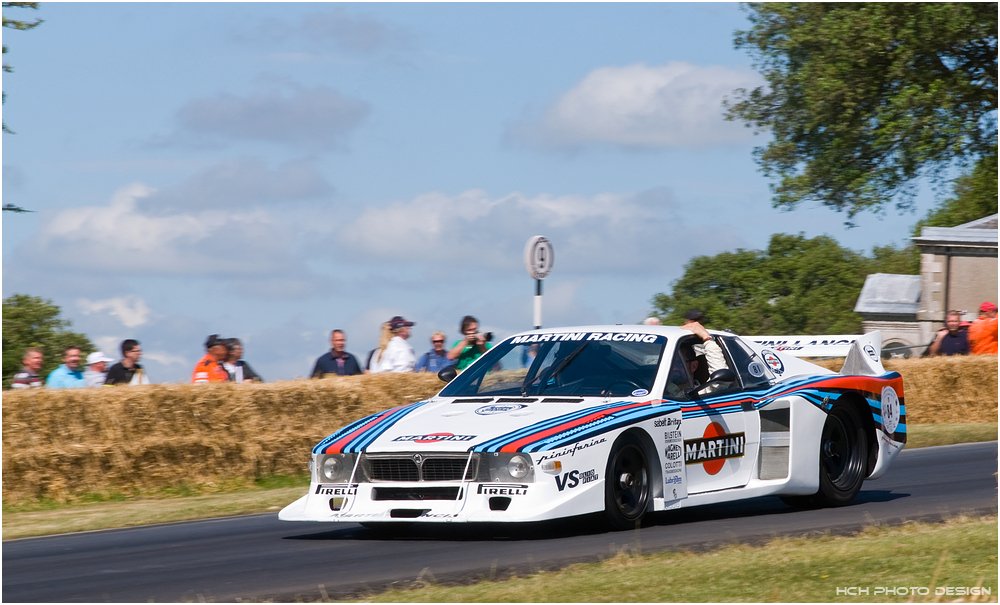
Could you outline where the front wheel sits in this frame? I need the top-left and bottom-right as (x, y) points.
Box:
(604, 434), (650, 531)
(813, 403), (868, 507)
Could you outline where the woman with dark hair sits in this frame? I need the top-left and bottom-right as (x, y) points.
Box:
(223, 338), (262, 383)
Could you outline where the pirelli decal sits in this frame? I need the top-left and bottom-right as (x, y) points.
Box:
(684, 422), (745, 475)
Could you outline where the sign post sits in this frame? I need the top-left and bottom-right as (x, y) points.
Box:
(524, 236), (553, 329)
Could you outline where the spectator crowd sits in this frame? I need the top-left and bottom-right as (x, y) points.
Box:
(11, 313), (495, 389)
(12, 302), (997, 390)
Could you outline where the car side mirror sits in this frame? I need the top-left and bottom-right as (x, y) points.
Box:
(438, 365), (458, 383)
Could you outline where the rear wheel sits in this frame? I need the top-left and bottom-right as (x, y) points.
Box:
(814, 403), (868, 506)
(781, 403), (868, 509)
(604, 434), (650, 531)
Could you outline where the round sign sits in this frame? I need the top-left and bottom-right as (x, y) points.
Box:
(880, 386), (900, 435)
(524, 236), (554, 280)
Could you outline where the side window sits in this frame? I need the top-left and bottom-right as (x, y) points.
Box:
(720, 336), (773, 389)
(663, 350), (694, 401)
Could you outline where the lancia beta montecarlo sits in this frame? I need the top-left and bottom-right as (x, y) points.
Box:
(280, 326), (904, 530)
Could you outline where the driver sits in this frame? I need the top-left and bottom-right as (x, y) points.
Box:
(663, 321), (730, 398)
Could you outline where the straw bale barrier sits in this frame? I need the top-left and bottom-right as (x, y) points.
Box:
(2, 356), (996, 504)
(3, 373), (442, 503)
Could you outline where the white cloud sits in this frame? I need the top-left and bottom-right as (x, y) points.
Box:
(506, 62), (763, 150)
(142, 351), (189, 368)
(32, 182), (303, 277)
(77, 295), (153, 328)
(336, 187), (743, 275)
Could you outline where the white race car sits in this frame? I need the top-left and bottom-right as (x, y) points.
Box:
(280, 326), (905, 530)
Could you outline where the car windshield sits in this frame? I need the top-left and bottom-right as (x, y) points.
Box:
(439, 331), (667, 398)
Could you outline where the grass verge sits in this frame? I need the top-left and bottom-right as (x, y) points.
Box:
(3, 424), (995, 541)
(356, 516), (998, 603)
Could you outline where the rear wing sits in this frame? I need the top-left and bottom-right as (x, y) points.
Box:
(744, 334), (860, 357)
(745, 331), (885, 377)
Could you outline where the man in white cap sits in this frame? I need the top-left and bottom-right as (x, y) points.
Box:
(83, 351), (115, 387)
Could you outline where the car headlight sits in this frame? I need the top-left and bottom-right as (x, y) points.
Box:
(315, 454), (356, 483)
(485, 453), (535, 483)
(508, 455), (530, 479)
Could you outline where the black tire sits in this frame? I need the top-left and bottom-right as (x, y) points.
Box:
(813, 403), (868, 507)
(603, 434), (651, 531)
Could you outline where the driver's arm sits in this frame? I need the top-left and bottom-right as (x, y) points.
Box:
(702, 340), (728, 375)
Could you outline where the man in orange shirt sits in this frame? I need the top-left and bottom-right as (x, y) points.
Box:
(192, 334), (231, 383)
(968, 302), (998, 355)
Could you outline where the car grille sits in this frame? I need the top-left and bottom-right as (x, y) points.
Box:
(363, 454), (479, 482)
(373, 487), (462, 501)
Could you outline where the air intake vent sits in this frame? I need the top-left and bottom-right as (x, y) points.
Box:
(368, 458), (419, 481)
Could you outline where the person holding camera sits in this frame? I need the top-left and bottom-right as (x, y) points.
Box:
(447, 315), (493, 371)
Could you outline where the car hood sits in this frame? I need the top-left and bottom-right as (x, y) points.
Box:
(315, 395), (661, 455)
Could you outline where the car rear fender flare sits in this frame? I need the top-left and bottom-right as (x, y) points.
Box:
(619, 428), (662, 505)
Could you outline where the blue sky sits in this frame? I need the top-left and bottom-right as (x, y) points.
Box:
(2, 2), (940, 383)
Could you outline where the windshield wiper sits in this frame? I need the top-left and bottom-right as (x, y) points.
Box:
(523, 342), (588, 396)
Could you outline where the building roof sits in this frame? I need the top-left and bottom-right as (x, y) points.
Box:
(912, 214), (999, 250)
(854, 273), (922, 316)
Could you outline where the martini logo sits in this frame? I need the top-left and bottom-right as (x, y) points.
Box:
(761, 350), (784, 375)
(392, 433), (477, 443)
(684, 423), (745, 475)
(880, 386), (900, 434)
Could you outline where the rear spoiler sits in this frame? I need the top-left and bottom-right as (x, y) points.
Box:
(746, 331), (885, 377)
(744, 334), (861, 358)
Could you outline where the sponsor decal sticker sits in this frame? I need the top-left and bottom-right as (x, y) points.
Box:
(315, 484), (358, 496)
(880, 386), (900, 434)
(665, 443), (682, 461)
(392, 433), (477, 443)
(654, 416), (681, 428)
(864, 344), (878, 360)
(554, 469), (599, 491)
(509, 332), (663, 344)
(631, 388), (649, 397)
(761, 350), (784, 375)
(477, 483), (529, 496)
(535, 437), (607, 462)
(684, 422), (745, 475)
(475, 404), (527, 415)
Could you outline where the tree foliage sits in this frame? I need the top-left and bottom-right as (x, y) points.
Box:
(3, 294), (94, 388)
(725, 3), (998, 219)
(650, 234), (917, 336)
(912, 143), (998, 235)
(3, 1), (42, 135)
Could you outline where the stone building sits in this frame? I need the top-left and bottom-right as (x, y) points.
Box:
(855, 214), (998, 358)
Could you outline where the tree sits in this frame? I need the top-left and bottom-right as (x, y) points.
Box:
(3, 294), (94, 388)
(912, 143), (999, 234)
(725, 3), (997, 220)
(3, 1), (42, 135)
(649, 234), (917, 336)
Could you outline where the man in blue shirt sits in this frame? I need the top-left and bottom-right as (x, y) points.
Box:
(311, 330), (363, 377)
(46, 346), (86, 388)
(414, 331), (456, 374)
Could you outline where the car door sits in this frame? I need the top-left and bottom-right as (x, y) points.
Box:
(666, 335), (762, 494)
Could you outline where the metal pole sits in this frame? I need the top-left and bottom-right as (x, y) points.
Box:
(534, 279), (542, 329)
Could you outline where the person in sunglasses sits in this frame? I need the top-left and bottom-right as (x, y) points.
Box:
(414, 331), (456, 374)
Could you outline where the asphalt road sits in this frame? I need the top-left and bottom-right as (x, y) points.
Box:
(4, 441), (997, 603)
